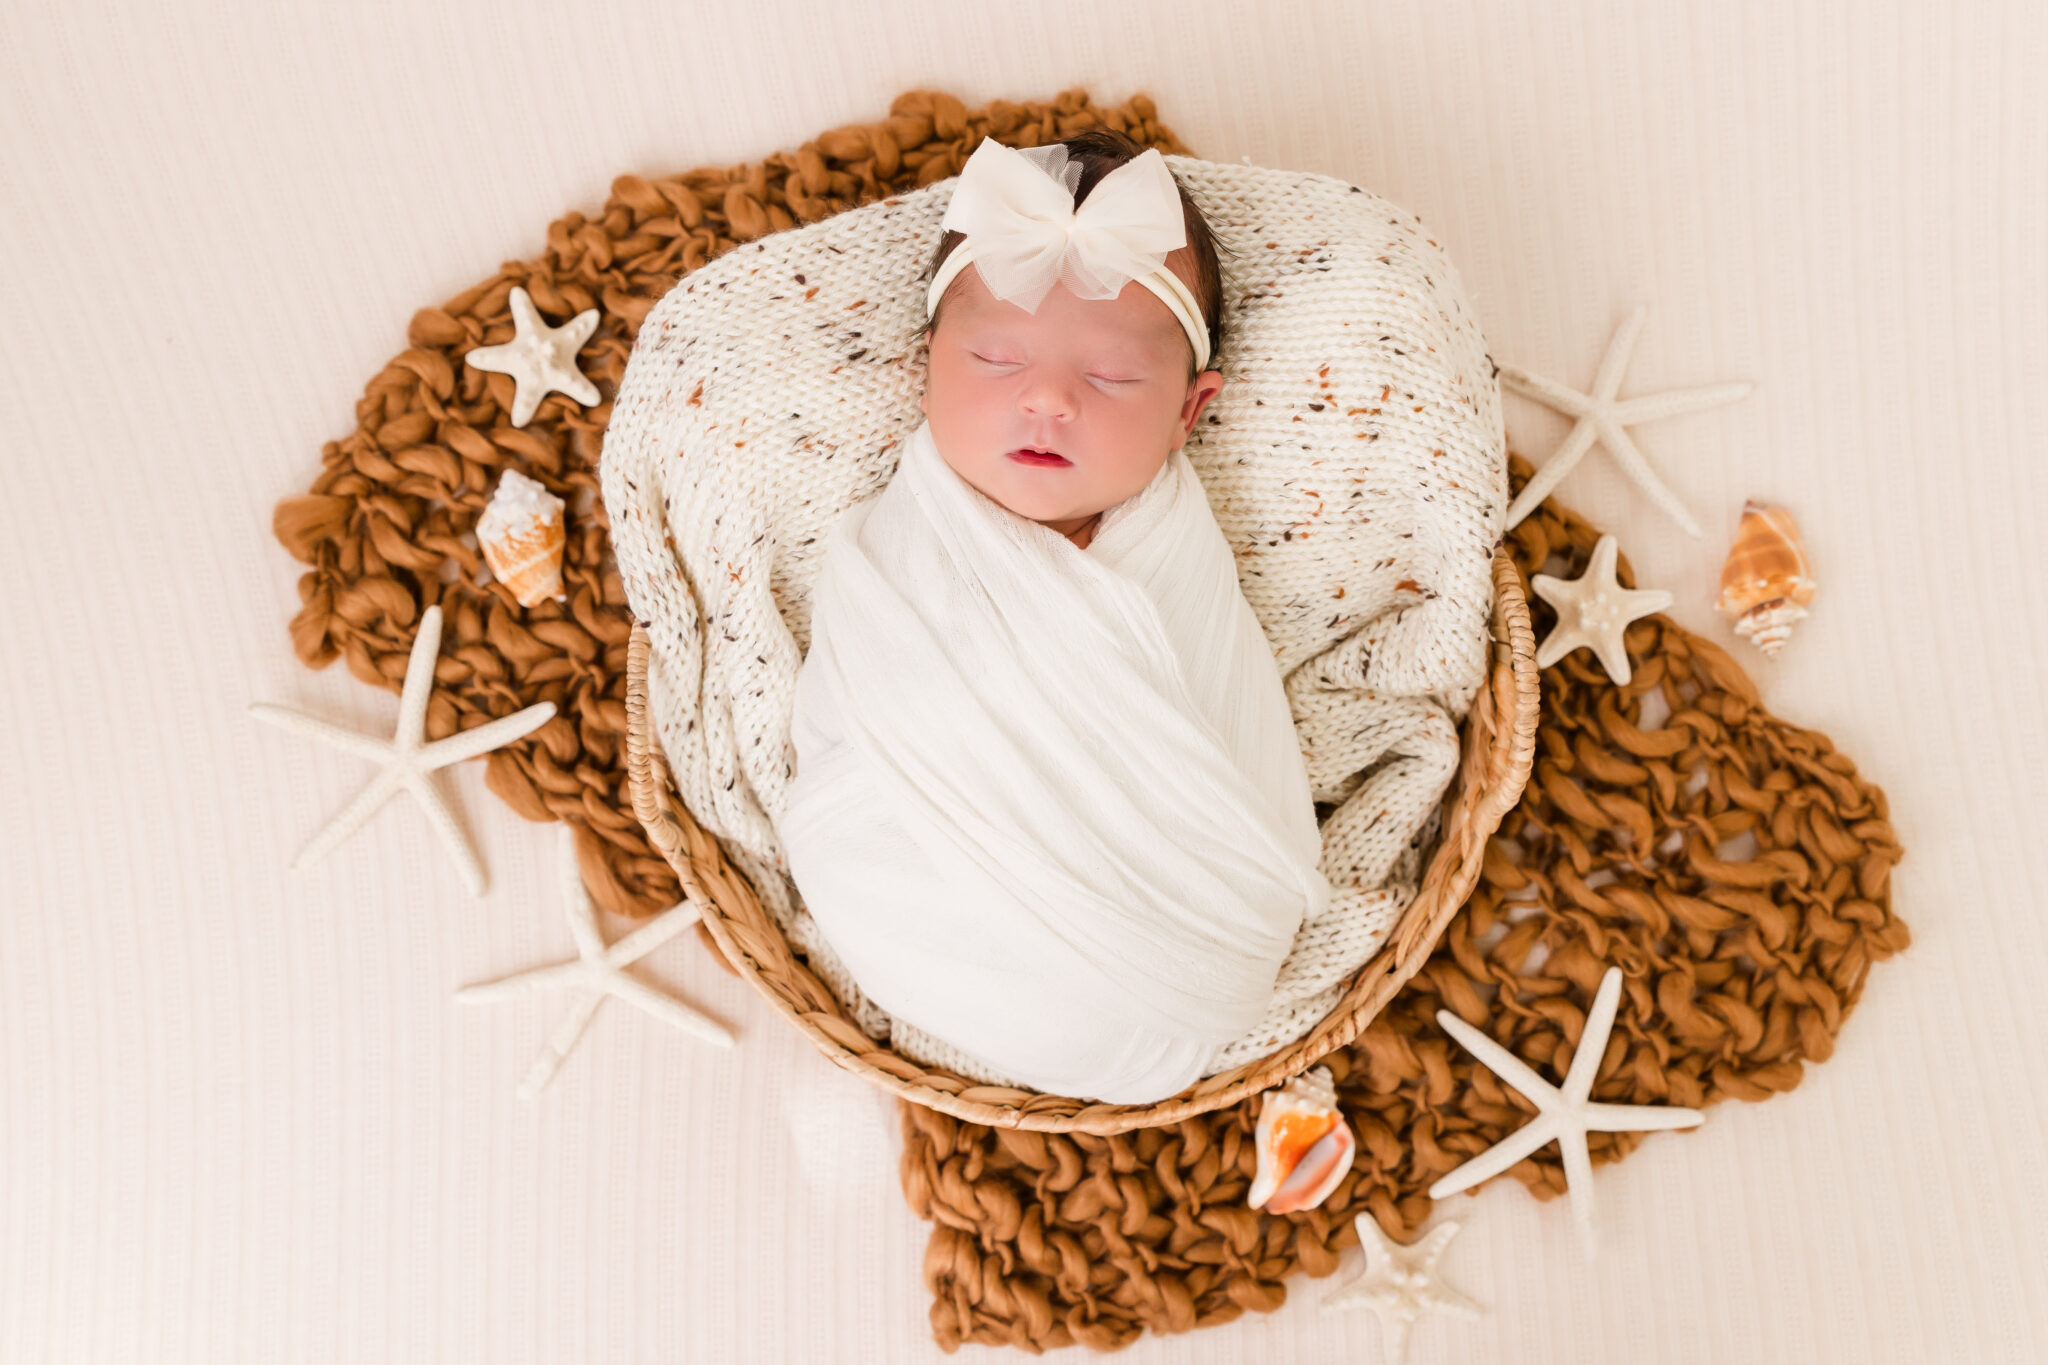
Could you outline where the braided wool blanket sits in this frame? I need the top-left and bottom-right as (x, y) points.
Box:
(601, 155), (1506, 1086)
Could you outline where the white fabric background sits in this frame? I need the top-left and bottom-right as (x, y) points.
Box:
(4, 1), (2044, 1360)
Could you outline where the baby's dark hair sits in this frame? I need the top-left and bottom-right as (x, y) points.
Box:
(921, 129), (1231, 378)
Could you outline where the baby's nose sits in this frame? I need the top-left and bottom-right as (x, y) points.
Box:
(1019, 376), (1079, 420)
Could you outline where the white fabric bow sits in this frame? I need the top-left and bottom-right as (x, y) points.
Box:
(925, 140), (1212, 371)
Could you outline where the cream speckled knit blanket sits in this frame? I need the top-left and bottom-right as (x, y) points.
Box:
(600, 156), (1506, 1087)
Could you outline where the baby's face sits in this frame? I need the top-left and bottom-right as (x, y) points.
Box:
(920, 248), (1224, 540)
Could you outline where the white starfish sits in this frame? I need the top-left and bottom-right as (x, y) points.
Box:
(462, 284), (602, 427)
(1429, 965), (1705, 1258)
(1529, 534), (1672, 686)
(1322, 1215), (1483, 1365)
(249, 604), (555, 895)
(456, 825), (735, 1098)
(1500, 303), (1751, 537)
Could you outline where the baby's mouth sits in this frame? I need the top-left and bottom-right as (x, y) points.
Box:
(1006, 446), (1072, 467)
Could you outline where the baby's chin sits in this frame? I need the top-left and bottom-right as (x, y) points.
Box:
(980, 465), (1100, 524)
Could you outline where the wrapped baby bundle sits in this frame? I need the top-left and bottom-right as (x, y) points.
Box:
(600, 142), (1505, 1111)
(782, 416), (1332, 1104)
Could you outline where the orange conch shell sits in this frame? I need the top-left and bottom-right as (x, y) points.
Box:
(1716, 501), (1817, 658)
(1247, 1065), (1356, 1214)
(478, 468), (568, 608)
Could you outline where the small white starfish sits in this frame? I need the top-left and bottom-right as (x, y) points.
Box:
(1322, 1215), (1483, 1365)
(1429, 965), (1705, 1258)
(249, 604), (555, 895)
(456, 825), (735, 1098)
(462, 284), (602, 427)
(1500, 303), (1751, 537)
(1529, 534), (1672, 686)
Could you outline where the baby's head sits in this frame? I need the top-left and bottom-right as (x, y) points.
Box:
(918, 131), (1229, 544)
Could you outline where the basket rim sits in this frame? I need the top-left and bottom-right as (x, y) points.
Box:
(623, 546), (1538, 1134)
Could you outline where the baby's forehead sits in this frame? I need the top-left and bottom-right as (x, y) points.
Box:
(944, 280), (1184, 355)
(964, 305), (1166, 348)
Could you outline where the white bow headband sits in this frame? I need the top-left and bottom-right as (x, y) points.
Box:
(925, 139), (1213, 374)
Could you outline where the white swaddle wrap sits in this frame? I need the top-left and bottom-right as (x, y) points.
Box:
(781, 416), (1333, 1104)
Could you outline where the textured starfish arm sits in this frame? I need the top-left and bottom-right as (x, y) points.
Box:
(1380, 1316), (1413, 1365)
(1562, 968), (1626, 1100)
(552, 320), (603, 402)
(507, 289), (539, 327)
(464, 345), (515, 377)
(1504, 417), (1600, 530)
(1427, 1110), (1562, 1198)
(1621, 588), (1675, 618)
(1589, 630), (1636, 688)
(247, 704), (396, 764)
(1583, 528), (1622, 581)
(518, 990), (605, 1099)
(509, 379), (545, 428)
(417, 701), (558, 768)
(1581, 1101), (1705, 1132)
(1591, 305), (1650, 392)
(561, 308), (601, 349)
(558, 371), (601, 404)
(602, 905), (701, 966)
(1424, 1283), (1485, 1318)
(454, 960), (592, 1001)
(399, 769), (486, 895)
(1413, 1220), (1462, 1263)
(1613, 381), (1753, 424)
(1497, 364), (1596, 417)
(290, 767), (406, 870)
(1435, 1010), (1562, 1108)
(539, 824), (619, 960)
(393, 609), (449, 752)
(1560, 1131), (1601, 1254)
(1534, 624), (1589, 672)
(1593, 417), (1703, 537)
(605, 972), (735, 1046)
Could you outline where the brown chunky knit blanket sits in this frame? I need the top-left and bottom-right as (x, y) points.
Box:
(270, 86), (1909, 1354)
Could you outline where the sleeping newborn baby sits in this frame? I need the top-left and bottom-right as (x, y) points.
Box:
(779, 132), (1332, 1105)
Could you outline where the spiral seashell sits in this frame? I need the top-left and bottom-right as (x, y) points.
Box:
(478, 469), (568, 607)
(1716, 501), (1816, 658)
(1247, 1065), (1356, 1214)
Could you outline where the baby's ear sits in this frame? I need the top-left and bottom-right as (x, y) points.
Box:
(1181, 368), (1225, 434)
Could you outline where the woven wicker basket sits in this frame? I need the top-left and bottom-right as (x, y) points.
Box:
(621, 547), (1538, 1134)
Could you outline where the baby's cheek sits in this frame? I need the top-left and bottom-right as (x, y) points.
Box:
(921, 366), (966, 419)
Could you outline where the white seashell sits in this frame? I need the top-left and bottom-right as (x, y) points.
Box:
(478, 468), (567, 607)
(1733, 597), (1808, 657)
(1716, 501), (1816, 658)
(1248, 1065), (1357, 1214)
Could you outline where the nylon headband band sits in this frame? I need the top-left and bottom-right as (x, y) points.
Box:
(924, 246), (1213, 374)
